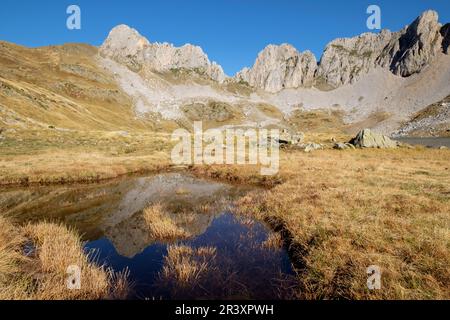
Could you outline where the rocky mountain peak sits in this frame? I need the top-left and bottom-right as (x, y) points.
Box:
(318, 10), (446, 87)
(386, 10), (443, 77)
(100, 10), (448, 92)
(316, 30), (393, 88)
(100, 25), (150, 72)
(100, 24), (226, 82)
(235, 43), (317, 93)
(414, 10), (440, 32)
(105, 24), (150, 48)
(237, 10), (448, 91)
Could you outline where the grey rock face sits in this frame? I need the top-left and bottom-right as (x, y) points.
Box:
(316, 30), (393, 88)
(102, 10), (448, 92)
(235, 44), (317, 93)
(318, 10), (445, 87)
(441, 23), (450, 54)
(99, 25), (152, 73)
(382, 10), (443, 77)
(100, 25), (226, 82)
(240, 10), (448, 90)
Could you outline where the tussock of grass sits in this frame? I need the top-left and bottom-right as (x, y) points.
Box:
(143, 203), (190, 240)
(0, 217), (26, 294)
(0, 217), (129, 300)
(159, 245), (217, 288)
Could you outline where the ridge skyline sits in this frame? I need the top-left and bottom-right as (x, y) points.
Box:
(1, 0), (450, 75)
(100, 9), (447, 83)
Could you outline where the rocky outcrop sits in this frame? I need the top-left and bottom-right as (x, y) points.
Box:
(349, 129), (398, 148)
(239, 10), (448, 90)
(318, 10), (445, 87)
(379, 10), (443, 77)
(100, 25), (226, 82)
(235, 44), (317, 93)
(316, 30), (393, 88)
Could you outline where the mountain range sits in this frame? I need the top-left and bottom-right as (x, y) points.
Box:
(1, 10), (449, 136)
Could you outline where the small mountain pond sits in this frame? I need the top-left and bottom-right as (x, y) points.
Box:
(0, 173), (296, 299)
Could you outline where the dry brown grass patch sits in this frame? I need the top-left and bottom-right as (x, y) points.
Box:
(159, 245), (217, 288)
(0, 217), (130, 300)
(228, 148), (450, 299)
(143, 203), (190, 240)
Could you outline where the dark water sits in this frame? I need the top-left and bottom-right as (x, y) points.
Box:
(85, 213), (294, 299)
(0, 173), (295, 299)
(394, 137), (450, 148)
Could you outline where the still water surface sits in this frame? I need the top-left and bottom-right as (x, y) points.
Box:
(0, 173), (296, 299)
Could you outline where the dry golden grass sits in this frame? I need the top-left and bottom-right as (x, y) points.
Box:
(175, 187), (190, 195)
(262, 232), (284, 250)
(0, 42), (182, 132)
(1, 121), (449, 300)
(194, 148), (450, 299)
(0, 217), (26, 297)
(0, 129), (172, 186)
(0, 216), (129, 300)
(143, 203), (190, 240)
(159, 245), (217, 288)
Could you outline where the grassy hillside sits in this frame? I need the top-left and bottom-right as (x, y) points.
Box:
(0, 41), (170, 131)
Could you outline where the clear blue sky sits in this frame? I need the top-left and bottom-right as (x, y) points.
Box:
(1, 0), (449, 75)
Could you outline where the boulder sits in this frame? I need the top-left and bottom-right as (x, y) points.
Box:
(349, 129), (398, 148)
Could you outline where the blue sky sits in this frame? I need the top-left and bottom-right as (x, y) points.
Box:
(1, 0), (449, 75)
